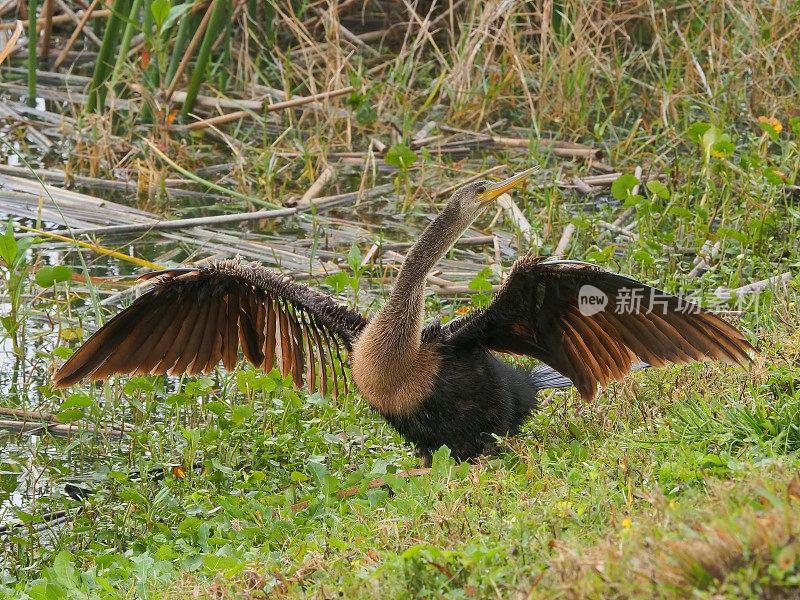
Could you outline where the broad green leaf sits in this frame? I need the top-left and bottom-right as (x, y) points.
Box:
(53, 346), (74, 359)
(646, 180), (670, 199)
(150, 0), (170, 28)
(60, 393), (92, 410)
(790, 117), (800, 137)
(763, 167), (784, 186)
(13, 236), (33, 268)
(347, 244), (362, 273)
(717, 227), (749, 244)
(385, 143), (418, 170)
(206, 401), (227, 417)
(700, 126), (730, 161)
(231, 404), (253, 425)
(685, 122), (711, 143)
(35, 265), (55, 287)
(610, 174), (639, 200)
(53, 265), (72, 282)
(119, 487), (149, 505)
(325, 270), (353, 294)
(668, 206), (692, 219)
(56, 408), (85, 423)
(757, 120), (779, 140)
(0, 220), (17, 266)
(711, 140), (735, 157)
(162, 2), (193, 31)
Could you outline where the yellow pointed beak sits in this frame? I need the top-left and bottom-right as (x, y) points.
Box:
(477, 166), (539, 205)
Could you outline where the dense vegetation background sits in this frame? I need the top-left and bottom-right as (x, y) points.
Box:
(0, 0), (799, 597)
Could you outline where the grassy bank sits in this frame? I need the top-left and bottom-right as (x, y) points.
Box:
(1, 0), (799, 598)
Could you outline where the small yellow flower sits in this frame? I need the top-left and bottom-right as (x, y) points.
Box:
(555, 501), (573, 516)
(621, 517), (631, 529)
(758, 116), (783, 134)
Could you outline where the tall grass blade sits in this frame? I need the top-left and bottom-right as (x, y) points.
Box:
(180, 0), (226, 120)
(87, 0), (129, 113)
(165, 6), (197, 87)
(26, 0), (37, 108)
(111, 0), (144, 83)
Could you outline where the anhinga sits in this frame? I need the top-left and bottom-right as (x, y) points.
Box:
(53, 169), (754, 462)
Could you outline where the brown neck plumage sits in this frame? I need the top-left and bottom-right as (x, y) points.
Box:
(350, 202), (470, 415)
(379, 203), (466, 351)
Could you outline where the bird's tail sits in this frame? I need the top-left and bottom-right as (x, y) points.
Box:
(529, 364), (574, 391)
(529, 363), (651, 391)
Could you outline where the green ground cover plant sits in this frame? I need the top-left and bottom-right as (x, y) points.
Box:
(0, 1), (799, 598)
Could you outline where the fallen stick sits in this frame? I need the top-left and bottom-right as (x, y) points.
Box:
(688, 240), (720, 278)
(0, 406), (59, 422)
(295, 165), (336, 209)
(0, 407), (127, 431)
(714, 272), (792, 302)
(185, 86), (355, 131)
(0, 419), (124, 437)
(570, 176), (593, 194)
(490, 135), (601, 158)
(164, 0), (220, 101)
(17, 184), (394, 239)
(552, 223), (577, 258)
(0, 8), (109, 30)
(168, 90), (262, 110)
(25, 208), (297, 237)
(290, 468), (431, 512)
(497, 192), (543, 246)
(596, 220), (637, 240)
(379, 235), (495, 253)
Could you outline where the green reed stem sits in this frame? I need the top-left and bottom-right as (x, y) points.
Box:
(27, 0), (37, 107)
(87, 0), (129, 113)
(181, 0), (226, 120)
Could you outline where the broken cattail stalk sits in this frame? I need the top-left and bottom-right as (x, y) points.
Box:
(26, 0), (37, 107)
(294, 165), (336, 209)
(184, 86), (355, 131)
(181, 0), (228, 119)
(39, 0), (53, 58)
(0, 419), (124, 437)
(713, 273), (792, 302)
(0, 7), (109, 30)
(164, 0), (219, 102)
(53, 0), (102, 46)
(553, 223), (577, 258)
(53, 0), (100, 69)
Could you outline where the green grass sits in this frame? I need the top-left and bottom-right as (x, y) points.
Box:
(2, 1), (800, 598)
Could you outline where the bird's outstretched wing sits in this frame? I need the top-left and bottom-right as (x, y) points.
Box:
(442, 256), (755, 401)
(53, 259), (368, 397)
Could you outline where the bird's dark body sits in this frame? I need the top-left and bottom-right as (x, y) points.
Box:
(383, 343), (538, 462)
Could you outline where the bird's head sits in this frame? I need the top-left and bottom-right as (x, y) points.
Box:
(447, 167), (538, 225)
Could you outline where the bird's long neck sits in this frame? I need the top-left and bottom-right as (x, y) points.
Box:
(351, 204), (468, 415)
(379, 205), (465, 349)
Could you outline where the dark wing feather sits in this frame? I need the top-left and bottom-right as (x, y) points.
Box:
(443, 256), (755, 401)
(53, 259), (368, 395)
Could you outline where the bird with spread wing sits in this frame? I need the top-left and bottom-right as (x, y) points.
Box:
(54, 168), (754, 462)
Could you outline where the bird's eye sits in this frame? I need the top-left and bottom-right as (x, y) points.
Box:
(476, 185), (486, 194)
